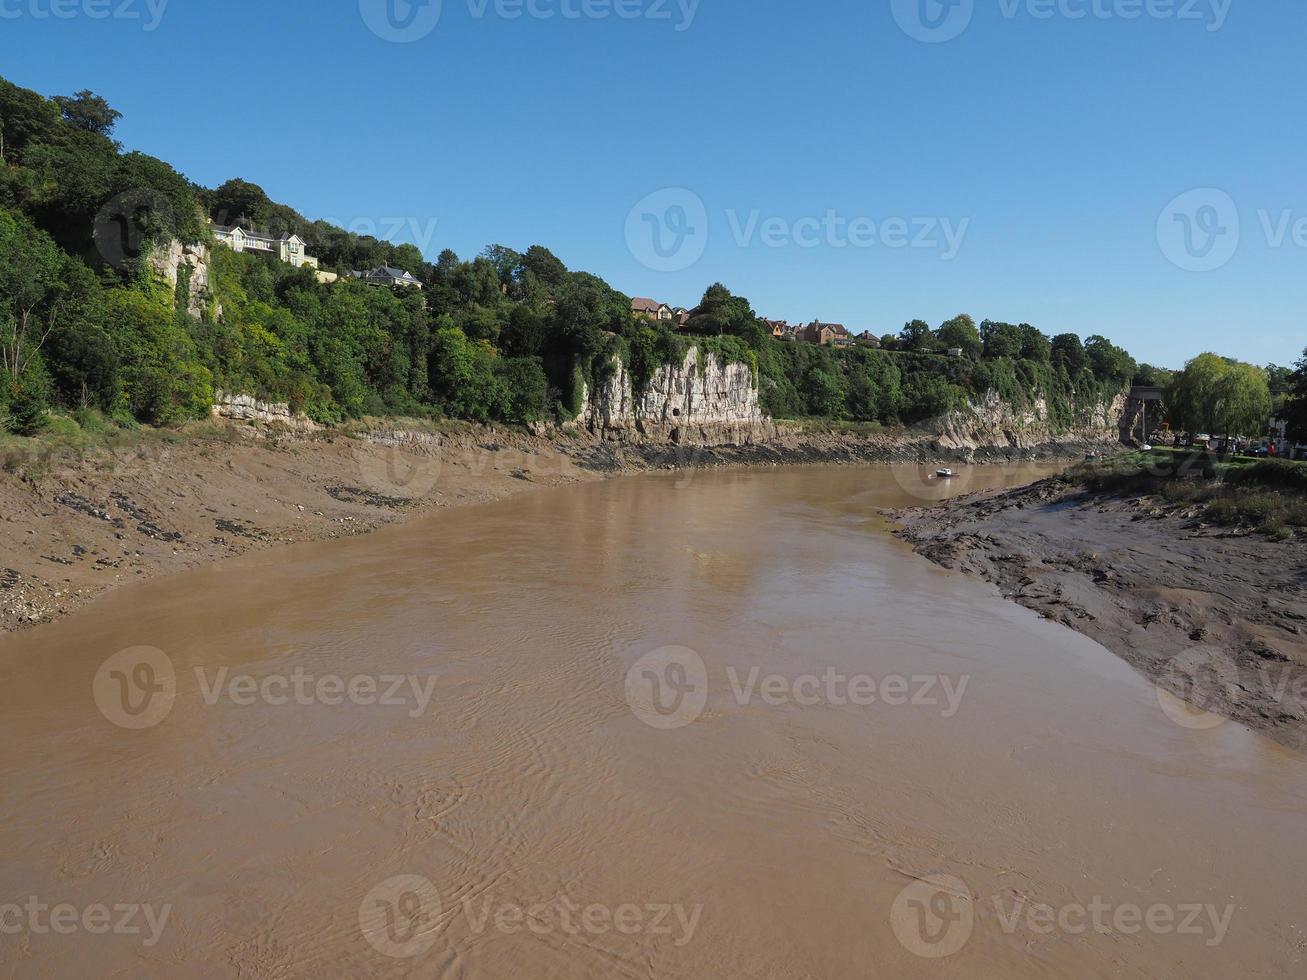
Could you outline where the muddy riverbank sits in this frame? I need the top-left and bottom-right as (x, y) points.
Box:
(894, 477), (1307, 749)
(0, 419), (1116, 633)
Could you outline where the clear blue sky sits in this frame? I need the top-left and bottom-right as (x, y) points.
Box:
(1, 0), (1302, 367)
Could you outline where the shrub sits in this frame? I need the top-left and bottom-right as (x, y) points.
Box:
(5, 375), (49, 435)
(1225, 460), (1307, 493)
(1203, 499), (1237, 525)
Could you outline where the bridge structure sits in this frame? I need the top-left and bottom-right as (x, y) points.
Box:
(1122, 386), (1167, 443)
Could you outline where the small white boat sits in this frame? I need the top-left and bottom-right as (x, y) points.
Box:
(936, 468), (956, 479)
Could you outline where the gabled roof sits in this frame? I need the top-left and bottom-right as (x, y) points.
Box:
(631, 297), (670, 313)
(810, 321), (849, 335)
(353, 266), (420, 283)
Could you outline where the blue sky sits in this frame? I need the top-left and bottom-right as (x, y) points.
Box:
(1, 0), (1302, 367)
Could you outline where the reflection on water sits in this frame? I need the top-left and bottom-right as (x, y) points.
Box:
(1, 464), (1305, 978)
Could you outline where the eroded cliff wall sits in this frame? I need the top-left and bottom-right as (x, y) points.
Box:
(928, 389), (1129, 452)
(582, 349), (772, 444)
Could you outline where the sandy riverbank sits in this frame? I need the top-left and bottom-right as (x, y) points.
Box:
(894, 477), (1307, 749)
(1, 417), (1117, 633)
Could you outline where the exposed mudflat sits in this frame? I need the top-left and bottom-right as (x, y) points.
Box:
(895, 477), (1307, 749)
(0, 420), (1114, 633)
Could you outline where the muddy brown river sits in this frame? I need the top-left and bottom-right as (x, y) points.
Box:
(2, 464), (1305, 978)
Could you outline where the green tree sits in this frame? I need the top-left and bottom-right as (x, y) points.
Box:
(687, 283), (764, 346)
(1051, 333), (1087, 376)
(495, 357), (549, 423)
(1017, 324), (1051, 364)
(428, 326), (504, 421)
(210, 178), (274, 228)
(1084, 335), (1136, 385)
(804, 364), (845, 417)
(1265, 363), (1294, 390)
(1285, 350), (1307, 444)
(899, 319), (935, 352)
(980, 320), (1021, 359)
(937, 314), (981, 358)
(0, 208), (65, 378)
(1168, 354), (1271, 439)
(52, 90), (121, 137)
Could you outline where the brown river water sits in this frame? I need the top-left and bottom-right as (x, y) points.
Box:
(2, 464), (1305, 978)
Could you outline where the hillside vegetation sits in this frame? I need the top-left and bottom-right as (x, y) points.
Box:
(1, 77), (1144, 439)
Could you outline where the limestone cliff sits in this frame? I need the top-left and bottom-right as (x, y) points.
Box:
(149, 239), (219, 320)
(211, 391), (318, 431)
(580, 348), (1125, 451)
(927, 389), (1129, 452)
(582, 349), (772, 444)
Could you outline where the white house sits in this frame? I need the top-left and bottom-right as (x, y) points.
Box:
(213, 224), (320, 270)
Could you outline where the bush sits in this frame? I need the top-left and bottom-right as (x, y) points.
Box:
(5, 375), (49, 435)
(495, 357), (549, 424)
(1204, 499), (1237, 525)
(1225, 459), (1307, 493)
(40, 414), (82, 439)
(73, 405), (113, 433)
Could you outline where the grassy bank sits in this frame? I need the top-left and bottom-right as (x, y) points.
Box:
(1069, 448), (1307, 540)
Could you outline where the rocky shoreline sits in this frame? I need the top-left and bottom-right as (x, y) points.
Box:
(0, 417), (1119, 634)
(893, 477), (1307, 750)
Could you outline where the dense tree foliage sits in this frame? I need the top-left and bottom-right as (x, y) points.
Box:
(0, 73), (1169, 438)
(1285, 350), (1307, 444)
(1168, 354), (1272, 439)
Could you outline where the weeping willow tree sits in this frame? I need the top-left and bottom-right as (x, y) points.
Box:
(1167, 354), (1272, 439)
